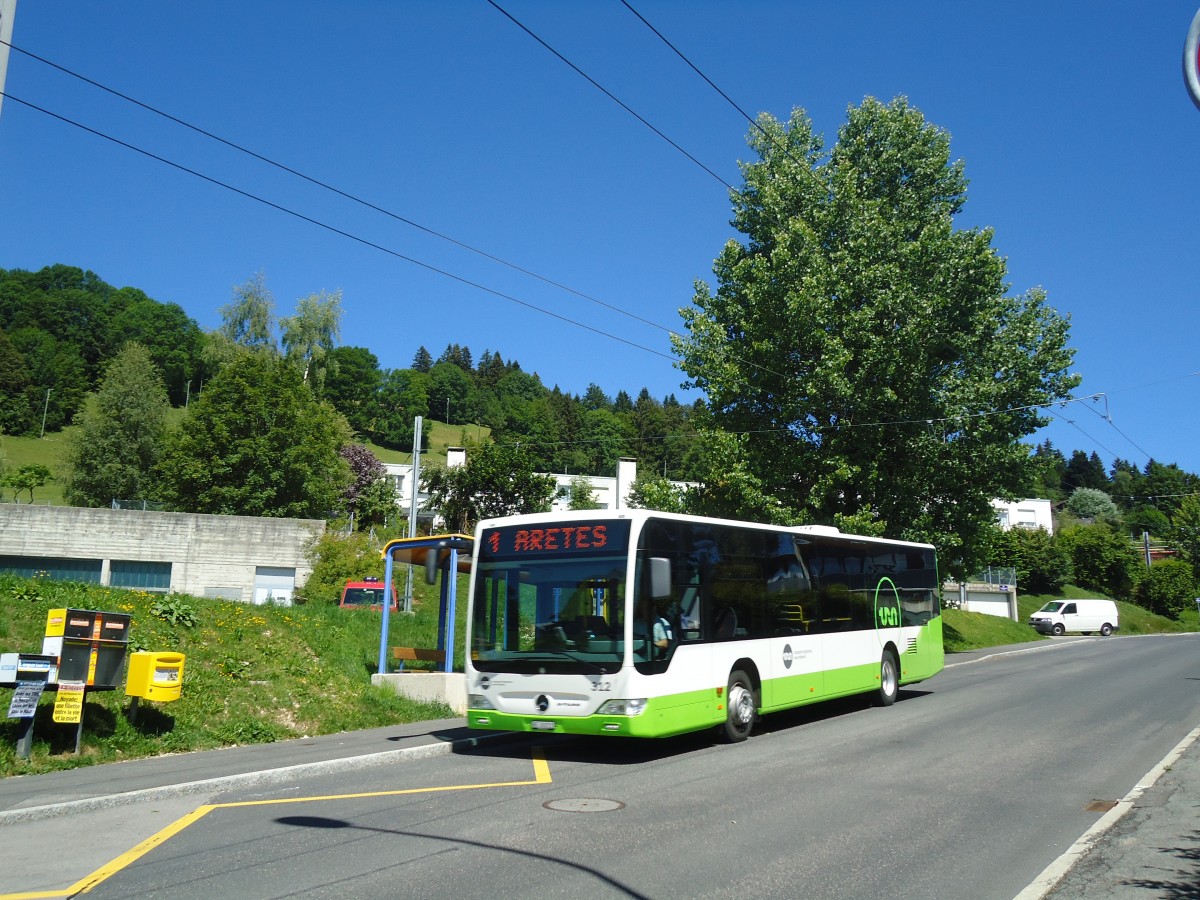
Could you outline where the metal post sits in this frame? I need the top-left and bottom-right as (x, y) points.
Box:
(404, 416), (422, 613)
(39, 388), (50, 438)
(444, 545), (459, 673)
(377, 549), (395, 675)
(0, 0), (17, 123)
(15, 717), (33, 760)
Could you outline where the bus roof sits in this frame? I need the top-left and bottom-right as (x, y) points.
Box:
(475, 510), (934, 550)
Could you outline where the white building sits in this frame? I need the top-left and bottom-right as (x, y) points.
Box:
(382, 453), (645, 517)
(991, 498), (1054, 535)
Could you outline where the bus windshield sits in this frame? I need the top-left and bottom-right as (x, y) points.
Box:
(471, 520), (630, 674)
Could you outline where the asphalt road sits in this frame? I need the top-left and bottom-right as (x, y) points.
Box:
(0, 634), (1197, 899)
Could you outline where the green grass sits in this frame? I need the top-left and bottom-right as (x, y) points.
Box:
(0, 573), (464, 777)
(943, 588), (1197, 653)
(0, 418), (485, 508)
(0, 427), (75, 505)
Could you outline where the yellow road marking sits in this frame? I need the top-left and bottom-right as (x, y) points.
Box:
(0, 748), (552, 899)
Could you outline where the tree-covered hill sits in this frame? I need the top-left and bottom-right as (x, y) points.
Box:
(0, 265), (702, 480)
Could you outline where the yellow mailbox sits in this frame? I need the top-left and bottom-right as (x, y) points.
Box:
(125, 652), (185, 702)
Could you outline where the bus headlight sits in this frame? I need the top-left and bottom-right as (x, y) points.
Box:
(468, 693), (495, 710)
(596, 698), (648, 716)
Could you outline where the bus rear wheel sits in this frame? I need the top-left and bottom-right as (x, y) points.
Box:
(875, 650), (899, 707)
(721, 669), (756, 743)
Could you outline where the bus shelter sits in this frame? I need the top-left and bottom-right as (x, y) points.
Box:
(376, 534), (473, 675)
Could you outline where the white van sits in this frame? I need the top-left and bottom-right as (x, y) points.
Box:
(1028, 599), (1119, 636)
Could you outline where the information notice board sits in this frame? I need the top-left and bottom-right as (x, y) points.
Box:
(7, 681), (45, 719)
(52, 681), (85, 724)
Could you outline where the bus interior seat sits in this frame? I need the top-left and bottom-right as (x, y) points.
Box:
(576, 615), (609, 635)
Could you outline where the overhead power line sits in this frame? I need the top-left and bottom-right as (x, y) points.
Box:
(485, 0), (736, 192)
(0, 35), (806, 387)
(0, 89), (679, 365)
(3, 29), (1176, 469)
(0, 36), (676, 340)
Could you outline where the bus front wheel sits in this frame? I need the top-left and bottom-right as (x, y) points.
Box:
(721, 669), (756, 743)
(876, 651), (898, 707)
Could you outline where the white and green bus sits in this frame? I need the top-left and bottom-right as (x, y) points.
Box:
(465, 509), (943, 741)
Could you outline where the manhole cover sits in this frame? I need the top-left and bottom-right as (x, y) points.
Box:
(543, 798), (625, 813)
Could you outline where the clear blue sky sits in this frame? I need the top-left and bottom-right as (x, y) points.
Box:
(2, 2), (1198, 477)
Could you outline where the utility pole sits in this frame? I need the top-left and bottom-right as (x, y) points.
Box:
(39, 388), (49, 438)
(0, 1), (16, 123)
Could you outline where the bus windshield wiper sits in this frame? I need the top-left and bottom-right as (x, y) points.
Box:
(527, 650), (607, 674)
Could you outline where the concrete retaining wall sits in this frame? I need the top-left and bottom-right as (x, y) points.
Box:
(0, 505), (324, 604)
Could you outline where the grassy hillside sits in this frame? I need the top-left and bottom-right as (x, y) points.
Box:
(0, 418), (487, 508)
(942, 590), (1195, 652)
(0, 573), (462, 777)
(0, 427), (74, 505)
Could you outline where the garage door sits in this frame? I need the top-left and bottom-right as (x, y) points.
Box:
(253, 566), (296, 605)
(964, 591), (1012, 619)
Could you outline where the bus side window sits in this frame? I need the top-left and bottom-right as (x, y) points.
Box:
(676, 582), (702, 641)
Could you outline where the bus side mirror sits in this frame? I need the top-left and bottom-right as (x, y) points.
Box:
(649, 557), (671, 599)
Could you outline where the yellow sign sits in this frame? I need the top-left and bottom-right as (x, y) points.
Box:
(52, 681), (85, 723)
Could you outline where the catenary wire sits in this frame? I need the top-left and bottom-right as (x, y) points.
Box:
(0, 90), (680, 366)
(0, 35), (800, 387)
(2, 30), (1171, 468)
(485, 0), (736, 192)
(0, 83), (1135, 453)
(0, 36), (675, 339)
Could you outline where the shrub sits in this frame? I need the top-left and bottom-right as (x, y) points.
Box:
(150, 595), (198, 628)
(1135, 558), (1196, 619)
(1057, 523), (1142, 599)
(1065, 487), (1118, 523)
(990, 526), (1071, 594)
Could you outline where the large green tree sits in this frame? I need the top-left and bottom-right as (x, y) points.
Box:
(0, 329), (33, 434)
(324, 346), (381, 437)
(372, 368), (430, 450)
(673, 97), (1079, 571)
(280, 289), (342, 392)
(64, 342), (171, 507)
(422, 441), (556, 534)
(157, 353), (351, 517)
(110, 295), (205, 405)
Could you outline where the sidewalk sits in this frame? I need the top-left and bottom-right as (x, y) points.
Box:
(1038, 724), (1200, 899)
(0, 716), (500, 824)
(951, 639), (1200, 898)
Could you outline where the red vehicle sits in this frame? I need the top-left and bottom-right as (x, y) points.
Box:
(338, 578), (399, 612)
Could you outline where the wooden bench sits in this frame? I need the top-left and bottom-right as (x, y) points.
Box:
(391, 647), (445, 671)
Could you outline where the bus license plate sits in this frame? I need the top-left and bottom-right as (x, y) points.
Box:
(531, 720), (556, 731)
